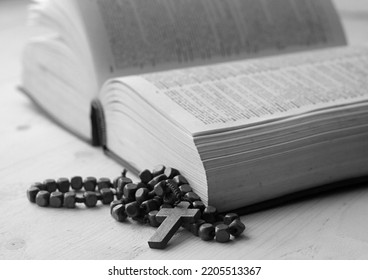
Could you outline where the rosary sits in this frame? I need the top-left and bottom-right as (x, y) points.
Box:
(26, 165), (246, 249)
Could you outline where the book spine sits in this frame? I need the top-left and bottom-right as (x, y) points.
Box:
(90, 98), (106, 147)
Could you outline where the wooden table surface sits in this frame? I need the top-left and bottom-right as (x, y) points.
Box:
(1, 0), (368, 260)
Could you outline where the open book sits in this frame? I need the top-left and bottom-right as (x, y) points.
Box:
(22, 0), (368, 212)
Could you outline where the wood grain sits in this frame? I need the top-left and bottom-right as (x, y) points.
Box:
(1, 0), (368, 259)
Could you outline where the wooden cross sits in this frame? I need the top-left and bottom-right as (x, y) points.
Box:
(148, 201), (200, 249)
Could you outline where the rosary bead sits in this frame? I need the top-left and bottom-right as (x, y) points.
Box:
(179, 184), (192, 195)
(198, 223), (215, 241)
(125, 201), (141, 218)
(44, 179), (57, 193)
(229, 219), (246, 237)
(184, 192), (201, 203)
(27, 185), (40, 203)
(123, 183), (139, 201)
(148, 210), (161, 227)
(111, 204), (127, 222)
(152, 196), (163, 206)
(110, 199), (124, 214)
(36, 182), (47, 191)
(49, 191), (63, 208)
(152, 164), (165, 177)
(153, 181), (167, 197)
(112, 176), (120, 189)
(147, 174), (167, 189)
(223, 213), (239, 225)
(189, 219), (206, 236)
(83, 191), (98, 207)
(35, 190), (50, 207)
(192, 201), (206, 211)
(141, 199), (159, 214)
(116, 177), (133, 189)
(57, 178), (70, 193)
(84, 177), (97, 191)
(116, 177), (133, 199)
(97, 177), (111, 191)
(173, 175), (189, 186)
(202, 206), (217, 223)
(63, 192), (76, 208)
(122, 195), (134, 205)
(164, 167), (180, 179)
(100, 188), (114, 205)
(135, 188), (150, 204)
(215, 224), (230, 243)
(139, 169), (153, 184)
(70, 176), (83, 190)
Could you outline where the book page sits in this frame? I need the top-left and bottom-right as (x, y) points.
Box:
(116, 46), (368, 135)
(77, 0), (346, 82)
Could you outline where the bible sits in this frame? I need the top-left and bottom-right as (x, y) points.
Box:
(21, 0), (368, 212)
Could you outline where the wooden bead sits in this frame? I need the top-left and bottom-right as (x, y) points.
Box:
(147, 174), (167, 189)
(27, 185), (40, 203)
(179, 184), (192, 195)
(100, 188), (114, 204)
(110, 199), (124, 214)
(224, 213), (239, 225)
(148, 210), (161, 227)
(35, 182), (47, 191)
(57, 177), (70, 193)
(116, 177), (133, 199)
(198, 223), (215, 241)
(70, 176), (83, 190)
(122, 195), (134, 204)
(97, 177), (111, 191)
(49, 191), (63, 208)
(192, 201), (206, 211)
(152, 195), (163, 207)
(189, 219), (206, 236)
(229, 219), (246, 237)
(184, 192), (201, 203)
(44, 179), (57, 193)
(215, 224), (230, 243)
(125, 201), (141, 218)
(35, 190), (50, 207)
(123, 183), (139, 201)
(112, 176), (120, 189)
(164, 167), (180, 179)
(152, 164), (165, 177)
(141, 199), (159, 214)
(84, 177), (97, 191)
(63, 192), (76, 208)
(111, 204), (127, 222)
(153, 181), (167, 197)
(116, 177), (133, 189)
(135, 188), (150, 204)
(139, 169), (153, 184)
(173, 175), (188, 186)
(84, 191), (98, 207)
(202, 206), (217, 223)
